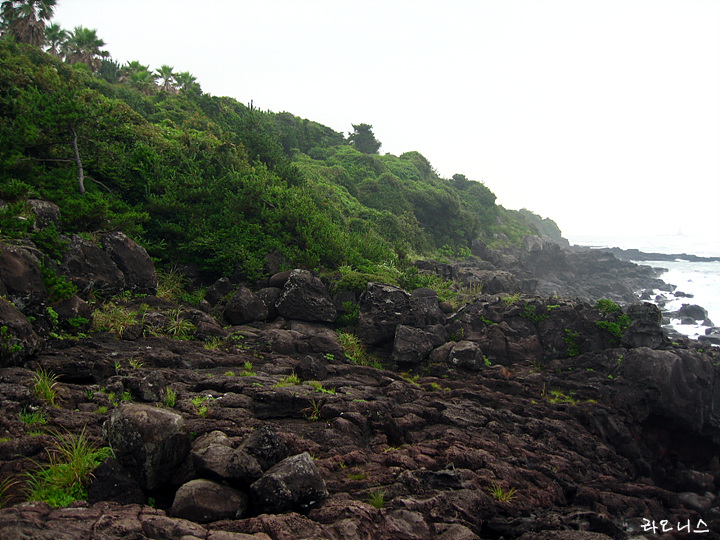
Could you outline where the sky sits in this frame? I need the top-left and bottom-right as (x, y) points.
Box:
(53, 0), (720, 249)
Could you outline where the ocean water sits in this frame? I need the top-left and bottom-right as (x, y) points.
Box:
(567, 233), (720, 340)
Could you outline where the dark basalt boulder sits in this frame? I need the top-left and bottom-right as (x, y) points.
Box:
(52, 295), (93, 335)
(87, 457), (146, 505)
(224, 286), (269, 325)
(615, 347), (720, 440)
(0, 243), (47, 311)
(393, 324), (447, 365)
(27, 199), (62, 231)
(101, 232), (158, 295)
(103, 403), (190, 490)
(62, 235), (125, 298)
(238, 425), (288, 472)
(358, 282), (412, 346)
(674, 304), (713, 325)
(250, 452), (328, 513)
(622, 302), (667, 349)
(275, 269), (336, 323)
(170, 479), (249, 523)
(0, 298), (42, 366)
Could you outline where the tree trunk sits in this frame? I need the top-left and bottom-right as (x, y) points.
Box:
(71, 126), (85, 194)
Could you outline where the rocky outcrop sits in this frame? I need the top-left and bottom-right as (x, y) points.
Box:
(3, 209), (720, 539)
(61, 235), (125, 297)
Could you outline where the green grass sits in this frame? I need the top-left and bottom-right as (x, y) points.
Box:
(489, 481), (517, 502)
(307, 381), (335, 394)
(32, 368), (59, 407)
(366, 489), (387, 508)
(19, 408), (47, 426)
(0, 476), (18, 509)
(274, 371), (302, 388)
(163, 387), (177, 408)
(337, 332), (383, 369)
(26, 428), (112, 507)
(164, 309), (195, 340)
(91, 302), (137, 337)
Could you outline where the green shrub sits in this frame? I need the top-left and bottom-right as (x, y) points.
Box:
(39, 262), (77, 303)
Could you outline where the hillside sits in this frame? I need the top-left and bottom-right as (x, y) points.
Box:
(0, 40), (558, 280)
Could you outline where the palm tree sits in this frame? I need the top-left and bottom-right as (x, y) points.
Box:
(1, 0), (57, 46)
(44, 21), (66, 56)
(120, 60), (156, 94)
(175, 71), (200, 94)
(155, 64), (176, 93)
(62, 26), (108, 72)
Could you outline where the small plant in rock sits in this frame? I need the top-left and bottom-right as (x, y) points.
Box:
(347, 471), (366, 481)
(128, 357), (143, 370)
(20, 408), (47, 426)
(191, 395), (213, 417)
(163, 387), (177, 408)
(92, 302), (137, 337)
(307, 381), (335, 394)
(337, 300), (360, 326)
(0, 476), (19, 509)
(302, 398), (322, 421)
(33, 368), (59, 407)
(489, 481), (517, 502)
(240, 361), (256, 376)
(156, 266), (187, 301)
(164, 309), (195, 340)
(563, 329), (581, 357)
(520, 304), (549, 324)
(274, 371), (302, 388)
(594, 298), (622, 315)
(366, 489), (387, 509)
(203, 336), (225, 351)
(26, 428), (113, 507)
(337, 332), (383, 369)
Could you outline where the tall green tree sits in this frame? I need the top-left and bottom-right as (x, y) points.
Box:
(0, 0), (56, 46)
(62, 26), (107, 72)
(348, 123), (381, 154)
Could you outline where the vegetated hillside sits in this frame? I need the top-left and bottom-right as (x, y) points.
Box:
(0, 41), (555, 280)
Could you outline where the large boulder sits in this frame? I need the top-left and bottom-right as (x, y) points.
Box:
(275, 270), (336, 323)
(358, 282), (412, 346)
(616, 348), (720, 440)
(61, 235), (124, 298)
(408, 288), (446, 327)
(622, 302), (667, 349)
(0, 298), (42, 366)
(393, 324), (447, 365)
(101, 232), (158, 295)
(0, 243), (47, 310)
(224, 286), (268, 325)
(191, 443), (263, 487)
(239, 425), (288, 471)
(27, 199), (61, 231)
(249, 452), (328, 513)
(103, 403), (190, 490)
(170, 479), (249, 523)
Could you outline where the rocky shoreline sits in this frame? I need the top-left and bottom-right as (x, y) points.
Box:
(2, 207), (720, 539)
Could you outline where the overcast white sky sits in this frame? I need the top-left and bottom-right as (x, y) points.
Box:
(53, 0), (719, 247)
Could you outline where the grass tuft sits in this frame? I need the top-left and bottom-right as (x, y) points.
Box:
(26, 428), (112, 507)
(32, 368), (59, 407)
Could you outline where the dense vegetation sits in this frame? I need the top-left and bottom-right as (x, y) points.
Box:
(0, 5), (560, 281)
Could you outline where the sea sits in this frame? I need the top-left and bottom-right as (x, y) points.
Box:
(566, 233), (720, 341)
